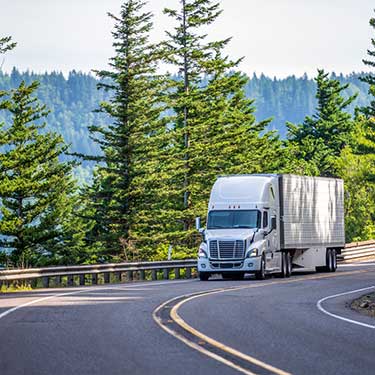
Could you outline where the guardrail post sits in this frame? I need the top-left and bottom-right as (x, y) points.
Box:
(151, 269), (157, 281)
(55, 276), (62, 287)
(115, 272), (121, 283)
(140, 270), (145, 281)
(104, 272), (110, 284)
(92, 273), (98, 285)
(42, 276), (49, 288)
(127, 270), (133, 281)
(174, 267), (180, 279)
(67, 275), (74, 287)
(163, 268), (169, 280)
(79, 274), (85, 286)
(185, 267), (191, 279)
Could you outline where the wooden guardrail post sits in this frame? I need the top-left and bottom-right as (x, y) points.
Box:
(186, 267), (191, 279)
(163, 268), (169, 280)
(127, 270), (133, 281)
(42, 276), (49, 288)
(151, 269), (157, 281)
(67, 275), (74, 287)
(104, 272), (110, 284)
(92, 274), (98, 285)
(174, 267), (180, 279)
(55, 276), (62, 287)
(140, 270), (145, 281)
(79, 274), (85, 286)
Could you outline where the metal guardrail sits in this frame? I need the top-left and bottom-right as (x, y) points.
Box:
(339, 240), (375, 262)
(0, 260), (197, 288)
(0, 240), (374, 290)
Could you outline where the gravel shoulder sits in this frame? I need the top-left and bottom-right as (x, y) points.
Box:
(351, 292), (375, 318)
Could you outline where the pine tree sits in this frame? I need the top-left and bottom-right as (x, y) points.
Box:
(287, 69), (357, 177)
(360, 11), (375, 117)
(0, 81), (77, 267)
(158, 0), (281, 252)
(85, 0), (166, 260)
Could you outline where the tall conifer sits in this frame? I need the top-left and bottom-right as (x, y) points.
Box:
(86, 0), (166, 259)
(159, 0), (280, 251)
(287, 69), (356, 177)
(0, 81), (76, 267)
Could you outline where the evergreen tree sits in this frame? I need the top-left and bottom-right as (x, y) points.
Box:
(0, 81), (77, 267)
(85, 0), (166, 260)
(360, 11), (375, 117)
(159, 0), (281, 251)
(287, 69), (357, 177)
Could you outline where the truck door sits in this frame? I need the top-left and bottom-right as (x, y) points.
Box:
(264, 212), (280, 270)
(263, 210), (276, 269)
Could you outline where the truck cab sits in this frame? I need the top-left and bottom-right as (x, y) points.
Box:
(197, 174), (282, 280)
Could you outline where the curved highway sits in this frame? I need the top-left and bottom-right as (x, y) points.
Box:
(0, 262), (374, 375)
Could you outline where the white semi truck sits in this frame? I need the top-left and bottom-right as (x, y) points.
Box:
(196, 174), (345, 281)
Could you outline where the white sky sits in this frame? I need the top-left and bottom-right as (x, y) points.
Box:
(0, 0), (374, 78)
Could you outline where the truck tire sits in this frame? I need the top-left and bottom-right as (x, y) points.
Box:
(279, 252), (288, 278)
(323, 249), (334, 272)
(285, 252), (292, 277)
(331, 249), (337, 272)
(255, 255), (266, 280)
(199, 272), (210, 281)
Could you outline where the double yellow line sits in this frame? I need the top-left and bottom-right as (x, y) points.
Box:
(153, 270), (368, 375)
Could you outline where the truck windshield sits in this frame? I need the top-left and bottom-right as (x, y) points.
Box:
(207, 210), (260, 229)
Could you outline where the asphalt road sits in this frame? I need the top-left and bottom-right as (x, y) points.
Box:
(0, 262), (374, 375)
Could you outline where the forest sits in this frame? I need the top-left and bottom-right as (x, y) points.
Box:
(0, 0), (375, 268)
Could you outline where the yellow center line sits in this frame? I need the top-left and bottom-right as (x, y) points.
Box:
(154, 269), (368, 375)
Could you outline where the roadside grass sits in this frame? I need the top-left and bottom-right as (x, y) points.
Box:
(0, 283), (33, 293)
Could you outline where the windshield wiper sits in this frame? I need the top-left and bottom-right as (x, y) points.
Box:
(233, 225), (254, 228)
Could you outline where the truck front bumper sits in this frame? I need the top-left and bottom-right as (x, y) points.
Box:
(198, 257), (261, 273)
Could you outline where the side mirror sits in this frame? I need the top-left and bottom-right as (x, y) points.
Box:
(271, 217), (277, 231)
(195, 217), (201, 231)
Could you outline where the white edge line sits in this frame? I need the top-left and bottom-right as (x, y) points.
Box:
(0, 279), (196, 321)
(317, 286), (375, 329)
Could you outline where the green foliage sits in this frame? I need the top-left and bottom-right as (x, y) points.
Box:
(152, 0), (282, 251)
(360, 11), (375, 117)
(287, 69), (357, 177)
(84, 0), (167, 260)
(0, 81), (82, 267)
(336, 145), (375, 242)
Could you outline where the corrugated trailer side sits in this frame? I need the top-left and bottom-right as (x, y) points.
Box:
(279, 174), (345, 250)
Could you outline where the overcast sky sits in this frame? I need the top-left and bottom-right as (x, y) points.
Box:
(0, 0), (374, 78)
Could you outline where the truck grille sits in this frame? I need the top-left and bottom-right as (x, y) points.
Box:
(209, 240), (245, 259)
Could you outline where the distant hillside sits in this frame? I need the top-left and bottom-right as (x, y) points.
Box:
(0, 69), (370, 177)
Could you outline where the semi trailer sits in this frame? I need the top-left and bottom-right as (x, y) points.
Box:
(196, 174), (345, 280)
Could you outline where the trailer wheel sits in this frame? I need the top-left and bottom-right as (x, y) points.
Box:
(199, 272), (210, 281)
(323, 249), (334, 272)
(331, 249), (337, 272)
(279, 252), (288, 278)
(285, 253), (292, 277)
(255, 255), (266, 280)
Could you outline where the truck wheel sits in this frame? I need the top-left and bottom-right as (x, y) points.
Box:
(199, 272), (210, 281)
(279, 252), (287, 278)
(285, 253), (292, 277)
(255, 255), (266, 280)
(331, 249), (337, 272)
(324, 249), (334, 272)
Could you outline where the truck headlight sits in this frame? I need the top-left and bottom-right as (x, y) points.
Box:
(247, 248), (259, 257)
(198, 243), (208, 258)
